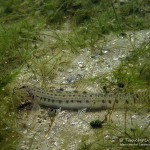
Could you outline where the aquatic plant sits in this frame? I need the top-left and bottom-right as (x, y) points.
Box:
(0, 0), (149, 149)
(0, 2), (44, 149)
(113, 38), (150, 91)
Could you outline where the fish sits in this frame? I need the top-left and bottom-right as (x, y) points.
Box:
(15, 85), (150, 110)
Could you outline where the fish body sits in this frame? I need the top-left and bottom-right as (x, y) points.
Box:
(18, 85), (150, 110)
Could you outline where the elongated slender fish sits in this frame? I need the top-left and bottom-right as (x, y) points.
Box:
(16, 85), (150, 110)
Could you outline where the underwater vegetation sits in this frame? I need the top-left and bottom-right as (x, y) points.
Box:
(90, 119), (104, 128)
(0, 0), (149, 149)
(0, 1), (44, 149)
(113, 39), (150, 91)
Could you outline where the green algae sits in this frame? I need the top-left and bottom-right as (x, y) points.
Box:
(0, 0), (149, 149)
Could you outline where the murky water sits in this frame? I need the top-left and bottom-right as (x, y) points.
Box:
(17, 29), (150, 150)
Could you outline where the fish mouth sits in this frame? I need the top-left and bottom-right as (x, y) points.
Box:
(13, 85), (28, 94)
